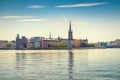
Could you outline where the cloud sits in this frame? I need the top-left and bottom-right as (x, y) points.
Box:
(16, 19), (48, 22)
(0, 16), (48, 22)
(56, 2), (109, 8)
(27, 5), (46, 8)
(0, 16), (34, 19)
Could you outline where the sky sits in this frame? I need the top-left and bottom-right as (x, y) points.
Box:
(0, 0), (120, 42)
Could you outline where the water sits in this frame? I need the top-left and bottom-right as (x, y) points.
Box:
(0, 49), (120, 80)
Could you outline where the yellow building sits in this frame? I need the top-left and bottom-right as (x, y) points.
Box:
(73, 39), (80, 47)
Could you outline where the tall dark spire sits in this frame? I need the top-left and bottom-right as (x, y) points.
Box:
(68, 21), (73, 40)
(69, 20), (71, 31)
(49, 32), (51, 39)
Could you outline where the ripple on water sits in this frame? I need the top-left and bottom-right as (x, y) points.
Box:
(0, 49), (120, 80)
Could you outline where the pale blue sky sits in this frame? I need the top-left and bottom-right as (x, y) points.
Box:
(0, 0), (120, 42)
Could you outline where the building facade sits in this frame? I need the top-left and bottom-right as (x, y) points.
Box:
(68, 21), (73, 49)
(16, 34), (28, 49)
(73, 39), (80, 48)
(0, 40), (8, 49)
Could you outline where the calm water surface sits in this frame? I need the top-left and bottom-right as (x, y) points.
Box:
(0, 49), (120, 80)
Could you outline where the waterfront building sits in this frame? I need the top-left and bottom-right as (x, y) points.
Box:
(41, 39), (67, 48)
(61, 39), (69, 46)
(16, 34), (28, 49)
(41, 40), (59, 48)
(94, 42), (106, 48)
(7, 40), (16, 49)
(106, 42), (111, 47)
(79, 39), (88, 47)
(0, 40), (8, 49)
(115, 39), (120, 46)
(27, 39), (34, 49)
(107, 39), (120, 48)
(80, 38), (88, 44)
(41, 40), (48, 48)
(27, 37), (41, 49)
(40, 29), (72, 48)
(73, 39), (80, 48)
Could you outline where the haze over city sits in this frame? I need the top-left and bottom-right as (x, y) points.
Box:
(0, 0), (120, 42)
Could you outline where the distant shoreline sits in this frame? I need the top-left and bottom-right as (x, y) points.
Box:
(0, 47), (120, 50)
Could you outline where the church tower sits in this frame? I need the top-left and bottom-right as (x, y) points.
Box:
(68, 21), (73, 49)
(16, 34), (20, 41)
(68, 21), (73, 40)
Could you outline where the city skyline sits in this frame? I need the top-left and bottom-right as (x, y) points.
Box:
(0, 0), (120, 42)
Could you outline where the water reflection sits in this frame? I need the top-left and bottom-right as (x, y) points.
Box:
(68, 50), (74, 79)
(16, 53), (26, 69)
(16, 53), (26, 62)
(0, 49), (120, 80)
(68, 50), (89, 79)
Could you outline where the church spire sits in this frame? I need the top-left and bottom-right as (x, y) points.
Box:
(49, 32), (51, 39)
(68, 21), (73, 40)
(69, 20), (71, 31)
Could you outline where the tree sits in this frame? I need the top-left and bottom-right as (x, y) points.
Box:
(53, 43), (67, 48)
(80, 43), (88, 47)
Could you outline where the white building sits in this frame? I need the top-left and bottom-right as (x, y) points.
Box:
(109, 39), (120, 47)
(94, 42), (106, 48)
(27, 37), (42, 48)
